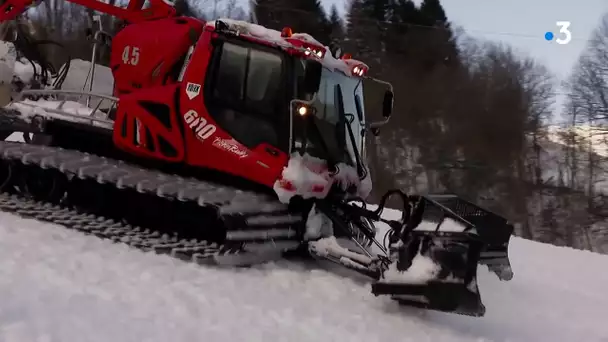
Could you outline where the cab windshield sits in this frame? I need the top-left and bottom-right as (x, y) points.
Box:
(295, 62), (366, 167)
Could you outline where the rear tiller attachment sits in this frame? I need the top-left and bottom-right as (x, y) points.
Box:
(314, 191), (514, 317)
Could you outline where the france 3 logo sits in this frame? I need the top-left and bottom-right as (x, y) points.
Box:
(544, 21), (572, 45)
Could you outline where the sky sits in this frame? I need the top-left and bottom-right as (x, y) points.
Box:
(319, 0), (608, 81)
(240, 0), (608, 80)
(320, 0), (608, 119)
(240, 0), (608, 118)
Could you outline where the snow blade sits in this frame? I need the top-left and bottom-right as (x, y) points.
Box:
(372, 232), (486, 316)
(424, 195), (514, 281)
(370, 194), (514, 317)
(373, 281), (484, 316)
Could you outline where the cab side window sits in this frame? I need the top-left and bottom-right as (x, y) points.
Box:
(312, 68), (338, 124)
(205, 41), (288, 151)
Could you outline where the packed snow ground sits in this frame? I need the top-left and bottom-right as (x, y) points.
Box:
(2, 40), (608, 342)
(1, 209), (607, 342)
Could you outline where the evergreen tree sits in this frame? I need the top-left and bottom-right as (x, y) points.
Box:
(419, 0), (447, 25)
(174, 0), (201, 18)
(253, 0), (284, 28)
(345, 0), (368, 54)
(327, 5), (345, 53)
(344, 0), (389, 72)
(384, 0), (421, 57)
(419, 0), (459, 67)
(386, 0), (458, 70)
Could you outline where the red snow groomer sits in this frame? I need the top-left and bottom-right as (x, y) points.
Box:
(0, 0), (514, 316)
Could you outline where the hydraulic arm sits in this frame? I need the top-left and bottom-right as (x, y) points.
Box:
(0, 0), (176, 23)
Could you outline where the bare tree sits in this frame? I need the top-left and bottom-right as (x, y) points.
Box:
(566, 13), (608, 199)
(567, 14), (608, 126)
(561, 12), (608, 249)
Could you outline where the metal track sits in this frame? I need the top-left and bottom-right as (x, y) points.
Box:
(0, 191), (286, 265)
(0, 141), (302, 232)
(0, 141), (306, 263)
(0, 141), (500, 318)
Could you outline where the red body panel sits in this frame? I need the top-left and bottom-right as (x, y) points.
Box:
(110, 17), (204, 96)
(112, 84), (186, 162)
(110, 23), (288, 188)
(2, 0), (370, 192)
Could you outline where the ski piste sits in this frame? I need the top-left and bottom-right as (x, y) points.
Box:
(0, 138), (513, 317)
(0, 2), (515, 317)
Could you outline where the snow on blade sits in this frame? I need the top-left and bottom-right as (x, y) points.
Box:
(414, 220), (440, 232)
(439, 217), (468, 232)
(381, 250), (442, 284)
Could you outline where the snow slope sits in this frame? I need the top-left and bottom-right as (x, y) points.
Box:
(547, 125), (607, 157)
(1, 209), (607, 342)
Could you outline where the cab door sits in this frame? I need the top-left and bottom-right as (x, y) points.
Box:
(179, 32), (290, 188)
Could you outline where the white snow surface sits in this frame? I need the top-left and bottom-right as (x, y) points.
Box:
(207, 19), (323, 47)
(547, 124), (607, 157)
(1, 209), (608, 342)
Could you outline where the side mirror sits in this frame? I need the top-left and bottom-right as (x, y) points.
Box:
(302, 60), (322, 94)
(382, 90), (393, 118)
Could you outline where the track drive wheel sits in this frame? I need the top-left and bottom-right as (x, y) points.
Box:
(20, 165), (67, 203)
